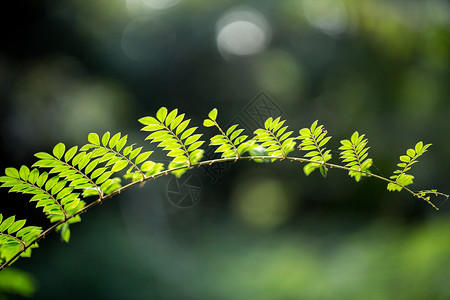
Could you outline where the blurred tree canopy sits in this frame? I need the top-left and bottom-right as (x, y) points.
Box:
(0, 0), (449, 299)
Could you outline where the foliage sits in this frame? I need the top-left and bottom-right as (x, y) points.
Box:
(0, 107), (447, 271)
(387, 142), (431, 192)
(0, 268), (36, 297)
(297, 120), (332, 177)
(338, 131), (373, 182)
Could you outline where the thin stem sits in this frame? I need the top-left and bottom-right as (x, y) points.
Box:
(0, 232), (27, 249)
(1, 154), (445, 271)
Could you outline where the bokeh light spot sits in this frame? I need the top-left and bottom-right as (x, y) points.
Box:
(302, 0), (348, 35)
(253, 49), (304, 103)
(231, 175), (295, 230)
(141, 0), (182, 10)
(216, 7), (271, 61)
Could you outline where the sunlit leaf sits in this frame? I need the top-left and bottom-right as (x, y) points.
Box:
(208, 108), (218, 121)
(156, 107), (168, 122)
(53, 143), (65, 160)
(88, 133), (100, 145)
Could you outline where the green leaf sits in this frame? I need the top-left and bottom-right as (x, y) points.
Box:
(406, 149), (415, 158)
(156, 107), (168, 122)
(234, 135), (248, 145)
(172, 155), (188, 164)
(111, 160), (128, 173)
(145, 130), (167, 141)
(167, 149), (185, 157)
(139, 116), (159, 125)
(145, 163), (164, 177)
(208, 108), (218, 121)
(28, 169), (39, 185)
(203, 119), (215, 127)
(387, 182), (402, 192)
(165, 108), (178, 126)
(264, 117), (273, 130)
(57, 187), (74, 200)
(34, 152), (54, 160)
(96, 171), (113, 185)
(310, 120), (318, 133)
(4, 167), (20, 179)
(181, 127), (197, 140)
(7, 219), (26, 234)
(102, 132), (111, 147)
(105, 156), (121, 167)
(176, 119), (190, 135)
(230, 129), (244, 141)
(109, 133), (121, 149)
(0, 216), (15, 232)
(185, 134), (202, 146)
(85, 158), (100, 174)
(188, 141), (204, 152)
(19, 166), (30, 181)
(60, 223), (70, 243)
(415, 142), (423, 154)
(269, 117), (281, 130)
(91, 167), (107, 179)
(72, 152), (86, 167)
(299, 128), (310, 136)
(400, 155), (411, 163)
(53, 143), (66, 160)
(80, 144), (95, 152)
(116, 135), (128, 151)
(140, 161), (156, 172)
(318, 136), (331, 147)
(51, 180), (67, 195)
(272, 119), (285, 132)
(220, 149), (235, 158)
(78, 154), (91, 170)
(64, 146), (78, 163)
(88, 133), (100, 145)
(319, 165), (328, 178)
(123, 146), (132, 156)
(227, 125), (239, 136)
(128, 147), (142, 160)
(303, 163), (318, 176)
(83, 188), (101, 198)
(170, 114), (184, 130)
(216, 144), (233, 153)
(44, 176), (58, 191)
(135, 151), (153, 165)
(36, 172), (48, 187)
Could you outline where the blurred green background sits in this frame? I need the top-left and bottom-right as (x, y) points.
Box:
(0, 0), (449, 299)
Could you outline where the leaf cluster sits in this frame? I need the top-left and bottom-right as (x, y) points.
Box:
(0, 215), (42, 264)
(387, 142), (431, 192)
(204, 109), (256, 159)
(297, 120), (332, 177)
(252, 117), (296, 160)
(339, 131), (373, 182)
(0, 107), (446, 271)
(80, 132), (162, 184)
(140, 107), (204, 177)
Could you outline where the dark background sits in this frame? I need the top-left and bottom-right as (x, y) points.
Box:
(1, 0), (449, 299)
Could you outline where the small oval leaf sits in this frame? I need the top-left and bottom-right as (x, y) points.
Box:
(208, 108), (218, 121)
(53, 143), (66, 160)
(88, 133), (100, 145)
